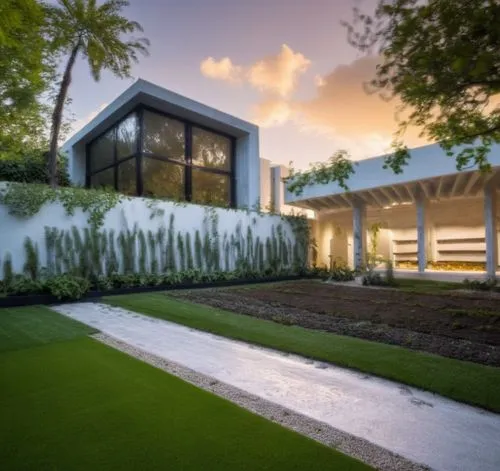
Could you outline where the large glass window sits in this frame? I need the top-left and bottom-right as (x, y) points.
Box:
(87, 108), (234, 207)
(89, 130), (114, 172)
(116, 114), (138, 159)
(91, 167), (114, 190)
(143, 111), (185, 161)
(117, 158), (136, 196)
(192, 169), (230, 206)
(192, 127), (231, 171)
(143, 158), (184, 199)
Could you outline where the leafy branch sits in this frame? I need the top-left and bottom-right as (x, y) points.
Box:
(284, 150), (356, 196)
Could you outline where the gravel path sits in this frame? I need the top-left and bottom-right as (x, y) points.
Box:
(53, 302), (500, 471)
(94, 333), (427, 471)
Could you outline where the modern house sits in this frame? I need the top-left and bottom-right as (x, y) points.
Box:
(61, 79), (500, 280)
(62, 79), (261, 211)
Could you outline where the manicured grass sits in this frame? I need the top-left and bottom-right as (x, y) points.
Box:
(394, 278), (463, 294)
(0, 335), (369, 471)
(106, 293), (500, 412)
(0, 305), (96, 352)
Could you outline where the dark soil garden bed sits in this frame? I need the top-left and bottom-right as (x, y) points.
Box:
(169, 280), (500, 366)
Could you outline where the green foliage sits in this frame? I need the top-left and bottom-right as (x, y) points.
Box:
(194, 230), (203, 270)
(185, 232), (194, 270)
(45, 0), (149, 186)
(0, 0), (53, 159)
(44, 226), (57, 275)
(138, 230), (147, 274)
(385, 260), (396, 286)
(63, 230), (75, 274)
(1, 202), (311, 296)
(7, 275), (44, 295)
(463, 278), (498, 292)
(106, 229), (119, 276)
(203, 231), (212, 272)
(45, 274), (90, 300)
(345, 0), (500, 173)
(329, 264), (356, 282)
(22, 237), (39, 281)
(2, 253), (13, 289)
(0, 183), (121, 228)
(55, 231), (64, 275)
(148, 230), (158, 274)
(362, 272), (386, 287)
(156, 226), (166, 270)
(362, 260), (397, 287)
(177, 232), (186, 271)
(282, 213), (310, 273)
(0, 153), (70, 186)
(285, 150), (356, 196)
(166, 214), (176, 272)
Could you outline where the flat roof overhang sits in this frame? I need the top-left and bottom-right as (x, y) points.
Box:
(286, 142), (500, 213)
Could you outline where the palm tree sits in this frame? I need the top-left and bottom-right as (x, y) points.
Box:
(46, 0), (149, 187)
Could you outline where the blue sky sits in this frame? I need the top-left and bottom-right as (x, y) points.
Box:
(67, 0), (422, 169)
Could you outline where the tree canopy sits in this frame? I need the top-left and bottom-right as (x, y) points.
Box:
(344, 0), (500, 173)
(0, 0), (52, 158)
(45, 0), (149, 187)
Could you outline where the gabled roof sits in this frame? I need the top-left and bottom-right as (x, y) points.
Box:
(62, 79), (258, 152)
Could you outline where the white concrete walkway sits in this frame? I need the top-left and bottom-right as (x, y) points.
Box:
(53, 302), (500, 471)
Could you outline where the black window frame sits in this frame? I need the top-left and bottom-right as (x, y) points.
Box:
(85, 104), (237, 208)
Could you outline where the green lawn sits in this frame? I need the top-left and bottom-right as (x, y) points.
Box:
(0, 305), (96, 352)
(105, 293), (500, 412)
(0, 306), (370, 471)
(394, 278), (464, 294)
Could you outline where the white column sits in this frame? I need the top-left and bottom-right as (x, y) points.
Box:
(416, 197), (428, 273)
(484, 185), (498, 279)
(352, 202), (366, 270)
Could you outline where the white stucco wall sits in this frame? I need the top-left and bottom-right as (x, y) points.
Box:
(0, 191), (300, 277)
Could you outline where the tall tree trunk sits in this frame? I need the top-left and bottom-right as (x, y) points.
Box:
(48, 41), (81, 188)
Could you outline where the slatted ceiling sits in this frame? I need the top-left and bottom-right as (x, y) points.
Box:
(289, 168), (500, 212)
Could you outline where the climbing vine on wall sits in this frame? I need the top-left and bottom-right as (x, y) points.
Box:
(0, 183), (121, 228)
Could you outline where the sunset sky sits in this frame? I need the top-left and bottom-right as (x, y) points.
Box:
(67, 0), (426, 169)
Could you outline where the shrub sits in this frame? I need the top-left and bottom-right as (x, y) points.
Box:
(7, 275), (45, 296)
(463, 278), (498, 292)
(0, 153), (70, 186)
(45, 275), (90, 300)
(328, 264), (355, 282)
(362, 272), (386, 286)
(385, 260), (396, 286)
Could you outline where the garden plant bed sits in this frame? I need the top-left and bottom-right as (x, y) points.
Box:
(169, 280), (500, 366)
(0, 274), (319, 308)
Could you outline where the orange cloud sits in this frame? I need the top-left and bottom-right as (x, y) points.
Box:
(200, 44), (311, 97)
(252, 99), (293, 127)
(255, 55), (428, 155)
(200, 57), (242, 83)
(247, 44), (311, 97)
